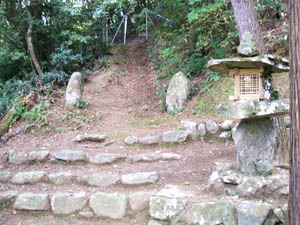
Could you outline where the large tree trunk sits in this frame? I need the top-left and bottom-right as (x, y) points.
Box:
(24, 2), (43, 75)
(288, 0), (300, 224)
(273, 116), (289, 164)
(231, 0), (265, 54)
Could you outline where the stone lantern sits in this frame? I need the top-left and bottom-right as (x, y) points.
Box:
(207, 33), (290, 176)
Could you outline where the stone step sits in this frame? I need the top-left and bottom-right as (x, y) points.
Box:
(1, 171), (160, 187)
(0, 186), (288, 225)
(0, 190), (155, 219)
(208, 163), (289, 200)
(7, 151), (181, 166)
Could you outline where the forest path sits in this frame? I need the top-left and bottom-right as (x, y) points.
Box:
(0, 39), (235, 225)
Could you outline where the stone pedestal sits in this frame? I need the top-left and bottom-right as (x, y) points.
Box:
(233, 118), (276, 176)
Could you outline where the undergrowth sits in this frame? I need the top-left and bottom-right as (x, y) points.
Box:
(195, 76), (234, 117)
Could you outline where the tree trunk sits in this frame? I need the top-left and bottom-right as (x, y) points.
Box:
(273, 116), (289, 164)
(231, 0), (265, 54)
(288, 0), (300, 224)
(24, 3), (43, 75)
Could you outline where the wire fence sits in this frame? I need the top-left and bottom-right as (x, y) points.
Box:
(103, 9), (167, 45)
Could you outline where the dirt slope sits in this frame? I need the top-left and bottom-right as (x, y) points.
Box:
(0, 39), (236, 225)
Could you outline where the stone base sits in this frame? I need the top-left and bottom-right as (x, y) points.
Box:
(217, 99), (289, 120)
(233, 118), (276, 176)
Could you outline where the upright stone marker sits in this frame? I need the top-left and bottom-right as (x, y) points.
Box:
(166, 71), (191, 112)
(66, 72), (84, 107)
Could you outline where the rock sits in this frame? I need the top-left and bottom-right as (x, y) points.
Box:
(284, 116), (290, 128)
(149, 196), (186, 220)
(124, 136), (139, 145)
(161, 153), (181, 160)
(217, 99), (290, 120)
(180, 120), (199, 138)
(65, 72), (84, 107)
(8, 153), (28, 165)
(53, 150), (88, 162)
(233, 118), (276, 176)
(237, 32), (260, 56)
(139, 136), (160, 145)
(208, 170), (224, 194)
(162, 130), (188, 143)
(206, 120), (219, 134)
(79, 209), (94, 218)
(208, 164), (238, 195)
(0, 171), (11, 183)
(128, 153), (162, 163)
(89, 154), (126, 165)
(28, 151), (50, 162)
(89, 192), (127, 219)
(51, 192), (87, 215)
(14, 193), (49, 211)
(215, 162), (235, 172)
(129, 191), (153, 211)
(79, 174), (120, 187)
(0, 191), (17, 204)
(264, 173), (289, 197)
(48, 172), (76, 185)
(208, 54), (289, 74)
(219, 131), (232, 139)
(197, 123), (206, 137)
(221, 170), (243, 185)
(122, 172), (159, 185)
(274, 205), (288, 223)
(12, 171), (47, 185)
(221, 120), (234, 130)
(237, 177), (266, 198)
(166, 71), (191, 112)
(185, 202), (237, 225)
(156, 185), (187, 199)
(74, 133), (107, 142)
(148, 220), (169, 225)
(237, 201), (273, 225)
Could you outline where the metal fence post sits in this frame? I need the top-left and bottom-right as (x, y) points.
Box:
(146, 10), (148, 40)
(124, 16), (128, 45)
(106, 21), (108, 44)
(111, 16), (125, 44)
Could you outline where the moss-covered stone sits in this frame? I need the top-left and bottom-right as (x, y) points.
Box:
(217, 99), (289, 120)
(185, 202), (238, 225)
(149, 196), (186, 221)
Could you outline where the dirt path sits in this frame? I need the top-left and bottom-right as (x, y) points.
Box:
(0, 39), (236, 225)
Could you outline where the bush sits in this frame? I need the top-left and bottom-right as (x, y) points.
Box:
(0, 79), (31, 118)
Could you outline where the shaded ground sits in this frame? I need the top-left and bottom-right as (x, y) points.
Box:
(0, 39), (236, 225)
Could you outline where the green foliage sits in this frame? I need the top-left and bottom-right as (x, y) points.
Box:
(195, 76), (234, 116)
(255, 0), (286, 19)
(0, 79), (31, 119)
(50, 43), (83, 74)
(23, 101), (51, 130)
(149, 0), (238, 85)
(11, 99), (29, 124)
(39, 71), (71, 87)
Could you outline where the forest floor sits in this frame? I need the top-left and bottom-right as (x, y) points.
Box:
(0, 39), (262, 225)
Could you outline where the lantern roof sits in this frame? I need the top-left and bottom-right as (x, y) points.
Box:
(208, 54), (289, 73)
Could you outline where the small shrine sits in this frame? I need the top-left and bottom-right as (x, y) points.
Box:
(229, 67), (265, 100)
(207, 32), (290, 176)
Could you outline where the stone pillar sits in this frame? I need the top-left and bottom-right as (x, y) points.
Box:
(233, 118), (276, 176)
(65, 72), (84, 107)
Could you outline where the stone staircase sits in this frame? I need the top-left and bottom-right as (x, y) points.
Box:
(0, 130), (289, 225)
(0, 135), (187, 224)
